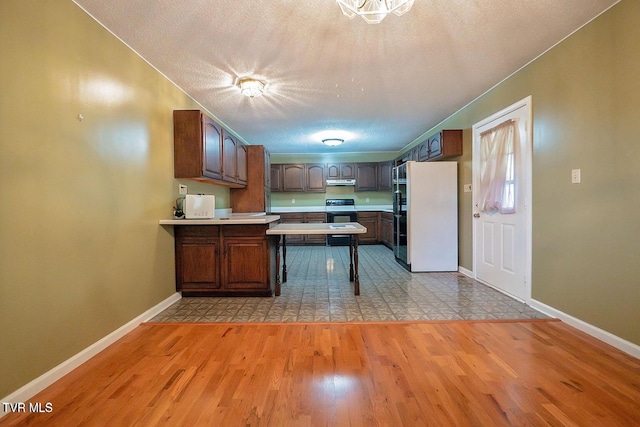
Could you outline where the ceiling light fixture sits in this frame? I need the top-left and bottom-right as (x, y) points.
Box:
(237, 77), (265, 98)
(336, 0), (415, 24)
(322, 138), (344, 147)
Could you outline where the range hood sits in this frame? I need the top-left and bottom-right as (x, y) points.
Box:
(326, 179), (356, 186)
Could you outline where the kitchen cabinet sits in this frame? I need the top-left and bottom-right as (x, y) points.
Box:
(270, 164), (284, 192)
(304, 212), (328, 244)
(377, 161), (393, 191)
(222, 134), (238, 184)
(426, 129), (462, 161)
(355, 163), (378, 192)
(230, 145), (271, 213)
(283, 164), (305, 192)
(380, 212), (394, 249)
(174, 225), (276, 297)
(236, 142), (248, 186)
(278, 212), (327, 245)
(271, 163), (326, 192)
(173, 110), (246, 188)
(394, 129), (463, 166)
(327, 163), (356, 180)
(417, 140), (429, 162)
(305, 163), (326, 192)
(357, 212), (379, 244)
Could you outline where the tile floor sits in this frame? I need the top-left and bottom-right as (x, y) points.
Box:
(150, 245), (547, 323)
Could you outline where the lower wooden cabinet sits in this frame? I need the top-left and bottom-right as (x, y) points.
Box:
(278, 212), (326, 245)
(175, 225), (276, 296)
(357, 212), (379, 244)
(380, 211), (394, 249)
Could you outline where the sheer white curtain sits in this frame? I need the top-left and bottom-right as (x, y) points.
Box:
(479, 120), (518, 214)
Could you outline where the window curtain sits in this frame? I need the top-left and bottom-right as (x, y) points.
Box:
(479, 119), (517, 214)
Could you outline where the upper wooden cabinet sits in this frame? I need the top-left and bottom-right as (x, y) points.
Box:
(230, 145), (270, 213)
(305, 163), (326, 192)
(173, 110), (246, 188)
(271, 163), (326, 192)
(283, 164), (305, 192)
(326, 163), (356, 180)
(222, 134), (237, 184)
(355, 163), (378, 192)
(270, 164), (284, 192)
(395, 129), (463, 165)
(377, 160), (393, 191)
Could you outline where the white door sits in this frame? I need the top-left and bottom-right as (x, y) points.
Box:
(472, 97), (532, 301)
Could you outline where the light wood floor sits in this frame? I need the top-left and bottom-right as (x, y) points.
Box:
(1, 320), (639, 426)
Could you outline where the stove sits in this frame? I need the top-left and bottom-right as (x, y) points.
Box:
(325, 199), (358, 245)
(325, 198), (356, 212)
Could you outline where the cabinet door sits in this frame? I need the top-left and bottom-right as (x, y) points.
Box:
(428, 132), (442, 159)
(279, 213), (304, 244)
(236, 142), (248, 185)
(270, 164), (283, 192)
(283, 164), (305, 192)
(202, 115), (224, 180)
(175, 227), (221, 292)
(377, 161), (393, 191)
(355, 163), (378, 192)
(340, 163), (356, 179)
(326, 164), (340, 179)
(264, 147), (271, 188)
(304, 212), (327, 245)
(357, 212), (378, 244)
(222, 238), (269, 290)
(380, 212), (394, 248)
(305, 163), (326, 192)
(222, 133), (238, 183)
(418, 141), (429, 162)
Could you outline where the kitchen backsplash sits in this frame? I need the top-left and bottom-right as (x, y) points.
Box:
(271, 187), (392, 208)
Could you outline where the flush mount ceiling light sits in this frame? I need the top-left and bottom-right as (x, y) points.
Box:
(336, 0), (415, 24)
(237, 77), (265, 98)
(322, 138), (344, 146)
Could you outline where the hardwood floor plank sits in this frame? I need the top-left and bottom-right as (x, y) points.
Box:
(1, 320), (639, 426)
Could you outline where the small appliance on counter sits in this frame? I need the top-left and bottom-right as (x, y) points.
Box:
(184, 194), (215, 219)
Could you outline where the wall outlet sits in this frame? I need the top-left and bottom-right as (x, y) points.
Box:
(291, 198), (295, 204)
(178, 184), (188, 195)
(365, 198), (370, 203)
(571, 169), (581, 184)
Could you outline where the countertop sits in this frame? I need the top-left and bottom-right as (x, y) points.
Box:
(271, 205), (392, 213)
(159, 213), (280, 225)
(266, 222), (367, 235)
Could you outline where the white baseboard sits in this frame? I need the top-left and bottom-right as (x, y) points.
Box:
(1, 292), (181, 412)
(529, 299), (640, 359)
(458, 267), (639, 359)
(458, 266), (473, 278)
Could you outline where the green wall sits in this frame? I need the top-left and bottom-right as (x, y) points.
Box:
(405, 0), (639, 344)
(0, 0), (229, 397)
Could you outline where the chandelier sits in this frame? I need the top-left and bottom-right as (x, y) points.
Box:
(336, 0), (415, 24)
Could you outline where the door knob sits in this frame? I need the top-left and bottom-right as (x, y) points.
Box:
(473, 213), (480, 218)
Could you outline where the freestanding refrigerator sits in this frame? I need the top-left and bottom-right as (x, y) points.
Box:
(393, 161), (458, 272)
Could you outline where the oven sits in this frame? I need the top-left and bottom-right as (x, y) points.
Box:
(325, 199), (358, 246)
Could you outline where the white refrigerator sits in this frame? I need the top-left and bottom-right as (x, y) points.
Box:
(393, 161), (458, 272)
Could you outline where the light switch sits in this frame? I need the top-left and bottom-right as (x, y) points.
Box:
(571, 169), (581, 184)
(463, 184), (472, 193)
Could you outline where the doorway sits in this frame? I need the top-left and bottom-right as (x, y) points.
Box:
(472, 96), (532, 301)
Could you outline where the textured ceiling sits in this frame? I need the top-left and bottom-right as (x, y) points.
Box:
(73, 0), (618, 154)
